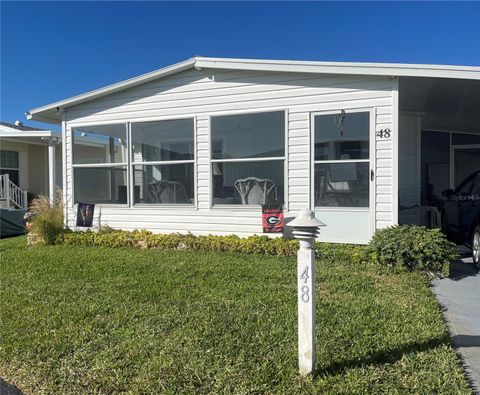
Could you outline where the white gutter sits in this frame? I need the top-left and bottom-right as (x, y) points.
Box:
(194, 57), (480, 80)
(26, 56), (480, 124)
(0, 131), (55, 139)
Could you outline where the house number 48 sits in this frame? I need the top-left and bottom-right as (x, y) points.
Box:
(300, 266), (310, 303)
(376, 128), (391, 139)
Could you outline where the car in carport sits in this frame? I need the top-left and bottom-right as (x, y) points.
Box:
(442, 171), (480, 266)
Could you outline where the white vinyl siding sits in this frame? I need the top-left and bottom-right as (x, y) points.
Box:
(63, 68), (395, 242)
(375, 106), (395, 229)
(27, 145), (48, 196)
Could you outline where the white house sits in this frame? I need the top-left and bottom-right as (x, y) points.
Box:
(0, 121), (61, 209)
(26, 57), (480, 244)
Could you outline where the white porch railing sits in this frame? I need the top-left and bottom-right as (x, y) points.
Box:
(0, 174), (28, 210)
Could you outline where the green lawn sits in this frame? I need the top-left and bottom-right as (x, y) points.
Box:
(0, 236), (471, 394)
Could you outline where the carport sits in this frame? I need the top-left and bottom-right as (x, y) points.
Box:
(398, 77), (480, 226)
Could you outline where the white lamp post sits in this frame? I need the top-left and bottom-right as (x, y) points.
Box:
(289, 209), (325, 376)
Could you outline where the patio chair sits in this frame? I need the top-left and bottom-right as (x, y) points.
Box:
(234, 177), (278, 205)
(147, 180), (189, 204)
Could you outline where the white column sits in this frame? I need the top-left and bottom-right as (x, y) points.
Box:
(392, 76), (399, 225)
(48, 141), (56, 204)
(297, 238), (316, 376)
(22, 189), (28, 210)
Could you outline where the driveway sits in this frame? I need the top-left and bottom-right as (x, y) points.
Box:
(432, 249), (480, 394)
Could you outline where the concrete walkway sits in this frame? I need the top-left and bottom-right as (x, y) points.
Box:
(432, 250), (480, 394)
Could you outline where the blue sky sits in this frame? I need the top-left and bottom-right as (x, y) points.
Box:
(1, 1), (479, 131)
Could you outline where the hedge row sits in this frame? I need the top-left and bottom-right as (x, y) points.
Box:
(55, 229), (366, 263)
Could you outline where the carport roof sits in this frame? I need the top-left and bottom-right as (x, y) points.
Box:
(0, 121), (48, 132)
(26, 56), (480, 124)
(0, 122), (58, 143)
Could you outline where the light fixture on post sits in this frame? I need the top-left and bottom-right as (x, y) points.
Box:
(289, 208), (326, 376)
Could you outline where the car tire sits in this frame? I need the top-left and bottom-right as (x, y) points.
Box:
(473, 226), (480, 268)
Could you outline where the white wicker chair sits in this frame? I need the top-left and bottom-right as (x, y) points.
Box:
(147, 180), (189, 203)
(234, 177), (278, 205)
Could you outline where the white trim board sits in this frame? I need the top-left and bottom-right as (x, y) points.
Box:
(27, 56), (480, 124)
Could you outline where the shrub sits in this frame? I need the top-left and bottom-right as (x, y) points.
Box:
(55, 229), (373, 263)
(27, 190), (64, 245)
(367, 225), (457, 274)
(56, 230), (301, 257)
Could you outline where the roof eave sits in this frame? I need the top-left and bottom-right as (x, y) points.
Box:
(195, 57), (480, 80)
(26, 56), (480, 125)
(0, 131), (55, 139)
(26, 112), (61, 124)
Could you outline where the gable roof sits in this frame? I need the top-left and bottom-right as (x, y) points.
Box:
(27, 56), (480, 124)
(0, 121), (47, 132)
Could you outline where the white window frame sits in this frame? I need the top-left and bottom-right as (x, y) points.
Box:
(310, 108), (375, 212)
(71, 123), (129, 207)
(129, 116), (197, 208)
(208, 108), (288, 209)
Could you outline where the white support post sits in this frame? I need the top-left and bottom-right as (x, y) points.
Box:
(48, 140), (56, 205)
(392, 76), (399, 225)
(297, 238), (316, 376)
(23, 189), (28, 210)
(289, 209), (326, 377)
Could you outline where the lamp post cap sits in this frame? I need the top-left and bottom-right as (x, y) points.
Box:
(289, 209), (326, 228)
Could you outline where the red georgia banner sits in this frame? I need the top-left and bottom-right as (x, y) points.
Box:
(262, 204), (284, 233)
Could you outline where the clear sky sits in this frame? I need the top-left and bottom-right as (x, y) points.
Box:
(1, 1), (479, 130)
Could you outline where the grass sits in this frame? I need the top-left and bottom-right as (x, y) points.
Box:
(0, 236), (471, 394)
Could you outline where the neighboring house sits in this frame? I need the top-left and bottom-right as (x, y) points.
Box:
(26, 57), (480, 244)
(0, 121), (61, 209)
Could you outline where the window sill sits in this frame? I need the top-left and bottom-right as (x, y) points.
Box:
(132, 204), (197, 210)
(314, 207), (369, 212)
(211, 204), (265, 210)
(73, 203), (130, 208)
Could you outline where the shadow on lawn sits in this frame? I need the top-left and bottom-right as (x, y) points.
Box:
(315, 335), (449, 377)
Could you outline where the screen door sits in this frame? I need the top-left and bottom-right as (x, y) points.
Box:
(312, 109), (374, 244)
